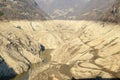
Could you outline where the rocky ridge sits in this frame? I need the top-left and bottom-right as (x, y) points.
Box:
(0, 0), (49, 20)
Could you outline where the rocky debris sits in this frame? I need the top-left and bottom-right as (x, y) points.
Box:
(50, 21), (120, 79)
(0, 21), (43, 79)
(0, 0), (50, 20)
(101, 0), (120, 23)
(0, 20), (120, 80)
(18, 20), (120, 80)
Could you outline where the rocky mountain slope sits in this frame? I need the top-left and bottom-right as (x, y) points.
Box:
(0, 20), (63, 79)
(0, 0), (49, 20)
(25, 20), (120, 80)
(0, 20), (120, 80)
(35, 0), (115, 20)
(35, 0), (120, 23)
(0, 0), (120, 80)
(101, 0), (120, 23)
(0, 21), (41, 79)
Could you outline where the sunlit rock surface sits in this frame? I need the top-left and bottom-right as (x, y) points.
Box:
(0, 20), (120, 79)
(0, 0), (120, 80)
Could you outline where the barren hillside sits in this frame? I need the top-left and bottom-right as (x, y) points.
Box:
(0, 0), (120, 80)
(0, 0), (49, 20)
(29, 20), (120, 80)
(0, 20), (120, 80)
(101, 0), (120, 23)
(35, 0), (115, 20)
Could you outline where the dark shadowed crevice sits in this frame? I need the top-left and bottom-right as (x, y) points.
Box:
(0, 61), (17, 80)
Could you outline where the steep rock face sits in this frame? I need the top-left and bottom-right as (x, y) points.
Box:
(1, 20), (120, 79)
(9, 21), (63, 49)
(0, 0), (49, 20)
(0, 1), (119, 79)
(0, 20), (65, 79)
(101, 0), (120, 23)
(0, 21), (42, 79)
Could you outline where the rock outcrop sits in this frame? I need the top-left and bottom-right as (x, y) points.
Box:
(0, 0), (49, 20)
(16, 20), (120, 80)
(50, 21), (120, 79)
(0, 0), (120, 80)
(0, 21), (42, 79)
(101, 0), (120, 23)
